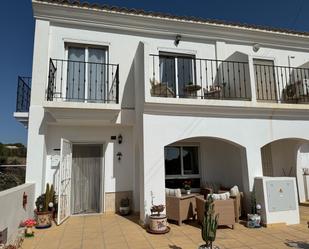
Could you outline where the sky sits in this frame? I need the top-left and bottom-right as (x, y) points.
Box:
(0, 0), (308, 146)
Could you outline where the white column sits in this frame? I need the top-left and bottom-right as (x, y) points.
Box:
(248, 56), (258, 102)
(26, 19), (50, 197)
(241, 144), (263, 212)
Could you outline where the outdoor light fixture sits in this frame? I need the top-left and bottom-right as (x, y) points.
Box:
(118, 134), (123, 144)
(174, 34), (182, 46)
(116, 152), (123, 161)
(253, 43), (261, 52)
(23, 192), (28, 208)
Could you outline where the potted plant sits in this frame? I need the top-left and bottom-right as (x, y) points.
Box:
(199, 196), (219, 249)
(35, 183), (55, 229)
(148, 204), (169, 234)
(119, 198), (130, 215)
(183, 180), (192, 195)
(247, 190), (261, 228)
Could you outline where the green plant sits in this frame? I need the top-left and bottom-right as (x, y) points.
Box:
(120, 198), (130, 207)
(201, 196), (219, 249)
(35, 183), (55, 212)
(251, 189), (257, 214)
(183, 180), (191, 190)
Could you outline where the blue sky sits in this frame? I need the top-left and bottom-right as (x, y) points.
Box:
(0, 0), (308, 146)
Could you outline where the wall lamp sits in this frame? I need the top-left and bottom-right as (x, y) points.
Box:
(116, 152), (123, 161)
(174, 34), (182, 46)
(118, 134), (123, 144)
(253, 43), (261, 52)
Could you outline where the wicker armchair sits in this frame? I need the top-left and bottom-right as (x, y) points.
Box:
(196, 195), (235, 229)
(166, 194), (197, 225)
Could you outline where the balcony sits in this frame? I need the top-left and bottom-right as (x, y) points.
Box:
(14, 76), (31, 128)
(149, 54), (309, 106)
(254, 63), (309, 104)
(47, 59), (119, 104)
(149, 54), (251, 101)
(44, 59), (120, 124)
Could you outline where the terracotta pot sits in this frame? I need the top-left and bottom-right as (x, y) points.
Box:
(149, 214), (167, 232)
(36, 211), (53, 228)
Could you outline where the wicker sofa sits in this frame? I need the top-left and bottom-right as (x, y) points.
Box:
(195, 195), (235, 229)
(201, 187), (243, 222)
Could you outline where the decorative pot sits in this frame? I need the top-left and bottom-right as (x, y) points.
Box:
(149, 214), (168, 233)
(36, 211), (53, 229)
(186, 190), (191, 195)
(25, 227), (34, 237)
(119, 206), (130, 215)
(247, 214), (261, 228)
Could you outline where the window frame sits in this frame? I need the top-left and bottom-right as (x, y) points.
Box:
(64, 43), (109, 102)
(159, 52), (197, 98)
(165, 144), (201, 180)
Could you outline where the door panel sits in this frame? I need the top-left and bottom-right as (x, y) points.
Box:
(57, 138), (72, 225)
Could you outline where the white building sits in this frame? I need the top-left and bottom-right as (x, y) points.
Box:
(14, 0), (309, 225)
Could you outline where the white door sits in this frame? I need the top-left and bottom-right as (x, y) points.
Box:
(57, 138), (72, 225)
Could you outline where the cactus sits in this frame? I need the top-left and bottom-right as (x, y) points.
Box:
(201, 196), (219, 249)
(35, 183), (55, 212)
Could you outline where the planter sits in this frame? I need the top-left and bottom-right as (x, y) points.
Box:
(35, 211), (53, 229)
(198, 245), (219, 249)
(247, 214), (261, 228)
(119, 206), (130, 216)
(148, 214), (169, 234)
(186, 190), (191, 195)
(25, 227), (34, 237)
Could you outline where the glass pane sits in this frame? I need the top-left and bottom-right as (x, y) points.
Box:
(177, 57), (195, 97)
(67, 47), (85, 101)
(159, 56), (176, 95)
(88, 48), (106, 102)
(165, 147), (181, 175)
(182, 147), (199, 175)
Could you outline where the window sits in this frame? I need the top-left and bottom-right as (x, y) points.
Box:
(159, 53), (196, 97)
(66, 45), (108, 102)
(165, 145), (200, 189)
(253, 59), (277, 102)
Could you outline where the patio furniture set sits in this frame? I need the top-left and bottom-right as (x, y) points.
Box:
(165, 184), (243, 229)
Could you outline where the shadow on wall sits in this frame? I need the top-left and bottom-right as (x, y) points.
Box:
(285, 240), (309, 249)
(213, 51), (251, 100)
(111, 43), (145, 213)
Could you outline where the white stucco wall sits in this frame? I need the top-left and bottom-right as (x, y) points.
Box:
(0, 184), (35, 244)
(45, 125), (134, 195)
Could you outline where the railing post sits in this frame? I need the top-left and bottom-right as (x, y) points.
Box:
(248, 56), (257, 103)
(116, 65), (119, 104)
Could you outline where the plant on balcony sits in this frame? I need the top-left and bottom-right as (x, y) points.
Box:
(35, 183), (55, 229)
(119, 197), (130, 215)
(199, 196), (219, 249)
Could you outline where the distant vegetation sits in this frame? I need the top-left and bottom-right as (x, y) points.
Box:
(0, 143), (27, 191)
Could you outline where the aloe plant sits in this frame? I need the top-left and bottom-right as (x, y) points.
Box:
(201, 196), (219, 249)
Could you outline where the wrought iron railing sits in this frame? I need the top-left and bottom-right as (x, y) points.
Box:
(47, 59), (119, 103)
(16, 76), (31, 112)
(150, 54), (251, 100)
(254, 64), (309, 103)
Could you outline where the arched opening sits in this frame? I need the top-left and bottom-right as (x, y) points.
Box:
(164, 136), (247, 196)
(260, 138), (309, 203)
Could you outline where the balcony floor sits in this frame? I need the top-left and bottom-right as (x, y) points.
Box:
(22, 206), (309, 249)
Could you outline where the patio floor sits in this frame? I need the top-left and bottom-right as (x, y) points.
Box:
(21, 206), (309, 249)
